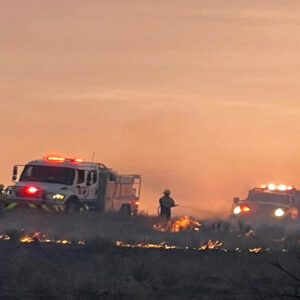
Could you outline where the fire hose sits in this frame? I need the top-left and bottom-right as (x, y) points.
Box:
(157, 204), (179, 216)
(157, 204), (215, 216)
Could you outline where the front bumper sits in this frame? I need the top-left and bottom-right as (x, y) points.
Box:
(3, 197), (66, 212)
(231, 212), (294, 222)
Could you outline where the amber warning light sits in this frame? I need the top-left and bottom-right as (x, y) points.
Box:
(259, 184), (294, 192)
(233, 205), (251, 215)
(72, 158), (85, 163)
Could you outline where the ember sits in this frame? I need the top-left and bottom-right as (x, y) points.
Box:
(249, 247), (262, 253)
(0, 235), (11, 240)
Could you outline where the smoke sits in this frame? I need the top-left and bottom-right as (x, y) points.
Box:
(2, 1), (300, 216)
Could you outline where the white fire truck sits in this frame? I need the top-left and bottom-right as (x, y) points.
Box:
(4, 155), (141, 214)
(232, 184), (300, 220)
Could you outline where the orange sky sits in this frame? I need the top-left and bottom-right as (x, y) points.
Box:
(1, 0), (300, 216)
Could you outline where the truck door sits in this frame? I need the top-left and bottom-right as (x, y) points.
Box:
(76, 169), (88, 199)
(96, 172), (108, 211)
(86, 170), (98, 201)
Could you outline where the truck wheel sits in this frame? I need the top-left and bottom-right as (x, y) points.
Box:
(66, 197), (80, 213)
(120, 204), (131, 216)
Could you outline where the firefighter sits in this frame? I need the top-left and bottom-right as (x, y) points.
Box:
(159, 189), (176, 220)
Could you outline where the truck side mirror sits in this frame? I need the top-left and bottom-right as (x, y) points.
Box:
(233, 197), (239, 204)
(12, 166), (18, 181)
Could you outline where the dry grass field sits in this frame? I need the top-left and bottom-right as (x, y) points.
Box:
(0, 210), (299, 299)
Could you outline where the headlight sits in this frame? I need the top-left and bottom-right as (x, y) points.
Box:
(6, 187), (13, 195)
(52, 194), (65, 200)
(274, 208), (285, 217)
(233, 206), (241, 215)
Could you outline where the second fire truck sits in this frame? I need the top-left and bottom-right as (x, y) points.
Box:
(232, 184), (300, 220)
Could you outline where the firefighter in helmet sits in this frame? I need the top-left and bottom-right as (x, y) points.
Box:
(159, 189), (176, 220)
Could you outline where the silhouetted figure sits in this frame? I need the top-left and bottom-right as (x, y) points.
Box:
(159, 189), (176, 220)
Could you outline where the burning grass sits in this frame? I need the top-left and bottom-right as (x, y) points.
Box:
(0, 213), (298, 255)
(0, 211), (300, 298)
(153, 215), (201, 232)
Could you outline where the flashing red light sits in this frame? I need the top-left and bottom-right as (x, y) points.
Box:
(24, 186), (39, 195)
(134, 201), (140, 206)
(72, 158), (85, 163)
(45, 155), (65, 163)
(241, 205), (251, 213)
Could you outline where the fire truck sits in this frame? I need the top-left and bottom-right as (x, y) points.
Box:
(4, 155), (141, 214)
(232, 184), (300, 220)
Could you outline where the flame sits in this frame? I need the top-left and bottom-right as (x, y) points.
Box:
(0, 231), (86, 245)
(115, 240), (225, 251)
(115, 241), (176, 250)
(154, 216), (201, 232)
(20, 232), (41, 243)
(171, 216), (201, 232)
(56, 240), (71, 244)
(199, 240), (223, 250)
(0, 222), (289, 254)
(20, 235), (34, 243)
(249, 247), (262, 253)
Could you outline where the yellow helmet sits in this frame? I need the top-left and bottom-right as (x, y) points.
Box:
(163, 189), (171, 195)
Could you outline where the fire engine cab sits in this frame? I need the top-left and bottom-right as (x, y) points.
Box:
(4, 155), (141, 214)
(232, 184), (300, 220)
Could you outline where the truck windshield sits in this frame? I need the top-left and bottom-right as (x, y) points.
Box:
(248, 192), (289, 204)
(20, 165), (75, 185)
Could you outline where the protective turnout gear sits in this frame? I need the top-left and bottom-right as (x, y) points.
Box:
(159, 192), (176, 220)
(160, 196), (175, 208)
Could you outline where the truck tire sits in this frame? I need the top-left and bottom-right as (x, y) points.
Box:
(66, 197), (80, 213)
(120, 204), (131, 216)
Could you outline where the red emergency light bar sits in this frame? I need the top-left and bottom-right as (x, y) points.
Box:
(45, 155), (66, 163)
(44, 155), (85, 164)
